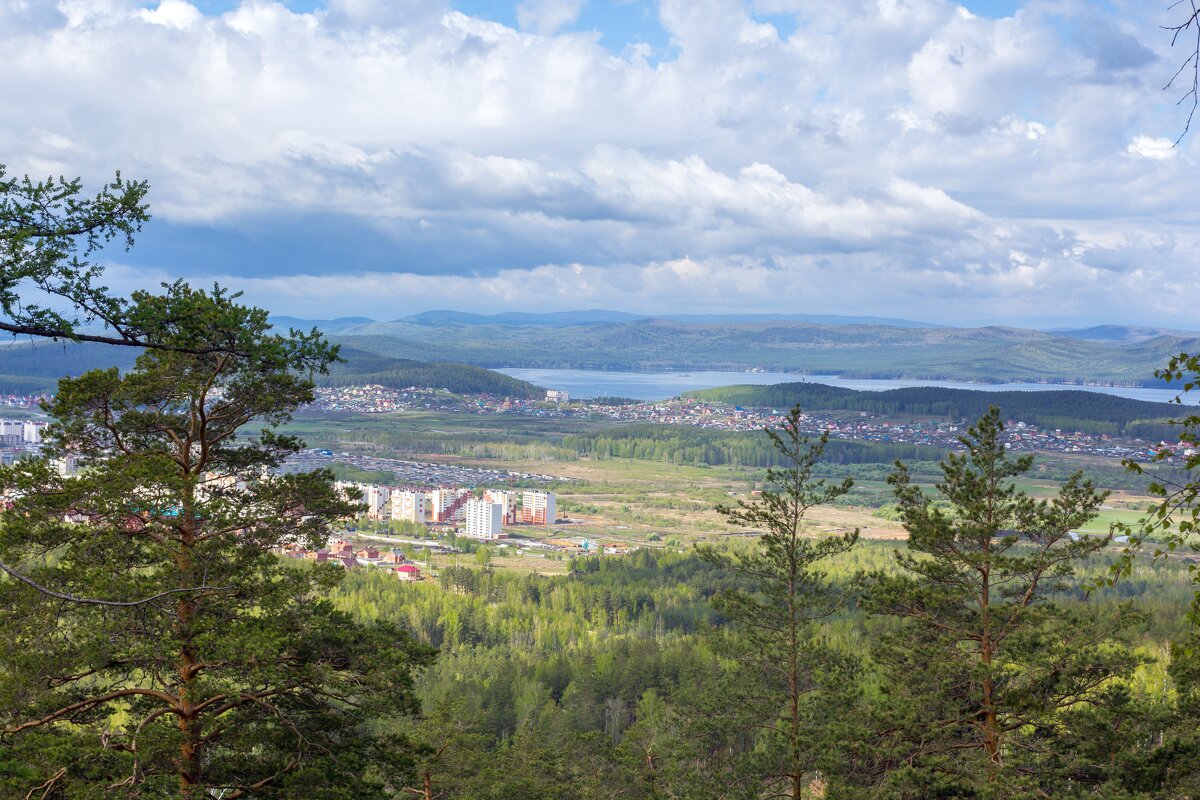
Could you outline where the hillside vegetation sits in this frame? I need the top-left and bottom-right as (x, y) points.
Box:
(0, 339), (541, 398)
(326, 319), (1200, 384)
(320, 346), (542, 397)
(686, 383), (1184, 438)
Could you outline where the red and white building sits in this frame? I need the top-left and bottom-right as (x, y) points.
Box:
(520, 491), (556, 525)
(484, 489), (518, 524)
(395, 564), (422, 582)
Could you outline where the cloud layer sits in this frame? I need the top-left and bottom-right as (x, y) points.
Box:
(1, 0), (1197, 326)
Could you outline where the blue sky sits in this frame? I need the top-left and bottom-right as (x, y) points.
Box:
(2, 0), (1196, 326)
(178, 1), (1024, 56)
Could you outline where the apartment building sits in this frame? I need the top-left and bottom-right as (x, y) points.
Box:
(484, 489), (518, 524)
(465, 497), (506, 540)
(520, 490), (556, 525)
(389, 490), (428, 524)
(430, 487), (471, 522)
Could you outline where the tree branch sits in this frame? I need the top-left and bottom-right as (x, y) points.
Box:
(0, 558), (232, 607)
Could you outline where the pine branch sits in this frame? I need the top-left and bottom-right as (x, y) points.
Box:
(0, 558), (232, 607)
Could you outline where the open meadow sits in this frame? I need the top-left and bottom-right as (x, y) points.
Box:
(283, 409), (1167, 564)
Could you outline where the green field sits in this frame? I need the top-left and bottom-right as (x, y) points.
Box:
(282, 410), (1165, 554)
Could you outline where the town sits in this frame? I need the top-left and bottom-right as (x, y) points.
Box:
(306, 384), (1192, 465)
(274, 485), (636, 582)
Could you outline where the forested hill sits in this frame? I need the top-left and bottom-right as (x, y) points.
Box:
(319, 346), (542, 397)
(686, 383), (1185, 438)
(0, 340), (541, 399)
(0, 340), (140, 394)
(326, 319), (1200, 385)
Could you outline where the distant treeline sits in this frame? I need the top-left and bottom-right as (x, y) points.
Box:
(318, 346), (542, 398)
(0, 341), (139, 394)
(687, 383), (1184, 439)
(562, 423), (948, 468)
(587, 396), (642, 406)
(0, 374), (55, 395)
(0, 340), (543, 399)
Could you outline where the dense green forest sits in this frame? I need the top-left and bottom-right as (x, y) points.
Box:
(687, 383), (1183, 438)
(316, 409), (1200, 799)
(0, 340), (139, 392)
(563, 423), (948, 467)
(328, 542), (1200, 799)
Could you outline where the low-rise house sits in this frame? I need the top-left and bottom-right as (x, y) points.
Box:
(395, 564), (421, 582)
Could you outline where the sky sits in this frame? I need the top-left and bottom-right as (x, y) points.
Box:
(1, 0), (1197, 327)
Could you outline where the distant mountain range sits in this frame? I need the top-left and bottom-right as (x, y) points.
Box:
(268, 316), (377, 333)
(1048, 325), (1200, 344)
(282, 315), (1200, 387)
(269, 311), (1200, 341)
(6, 313), (1199, 394)
(385, 309), (945, 328)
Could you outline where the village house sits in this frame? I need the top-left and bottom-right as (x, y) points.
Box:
(395, 564), (421, 582)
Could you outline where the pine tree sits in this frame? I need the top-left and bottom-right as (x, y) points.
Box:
(697, 405), (860, 800)
(0, 163), (151, 345)
(0, 283), (433, 798)
(866, 407), (1143, 799)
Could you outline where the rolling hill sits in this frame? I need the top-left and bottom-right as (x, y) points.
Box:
(322, 319), (1200, 386)
(0, 339), (541, 398)
(685, 383), (1185, 439)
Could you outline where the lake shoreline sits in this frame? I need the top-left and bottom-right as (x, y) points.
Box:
(496, 368), (1197, 406)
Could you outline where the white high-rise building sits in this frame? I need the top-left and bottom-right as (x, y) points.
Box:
(465, 498), (506, 539)
(390, 490), (428, 524)
(520, 491), (556, 525)
(51, 455), (80, 477)
(334, 482), (389, 519)
(484, 489), (518, 524)
(0, 420), (22, 446)
(22, 420), (48, 444)
(364, 485), (390, 519)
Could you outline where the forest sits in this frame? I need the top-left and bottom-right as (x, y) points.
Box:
(326, 499), (1200, 799)
(563, 423), (948, 467)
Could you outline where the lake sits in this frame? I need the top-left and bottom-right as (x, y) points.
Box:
(496, 368), (1200, 405)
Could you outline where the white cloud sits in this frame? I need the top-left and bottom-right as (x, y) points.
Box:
(1127, 135), (1176, 160)
(138, 0), (201, 29)
(0, 0), (1196, 325)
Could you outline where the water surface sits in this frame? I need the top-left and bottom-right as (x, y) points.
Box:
(497, 368), (1199, 406)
